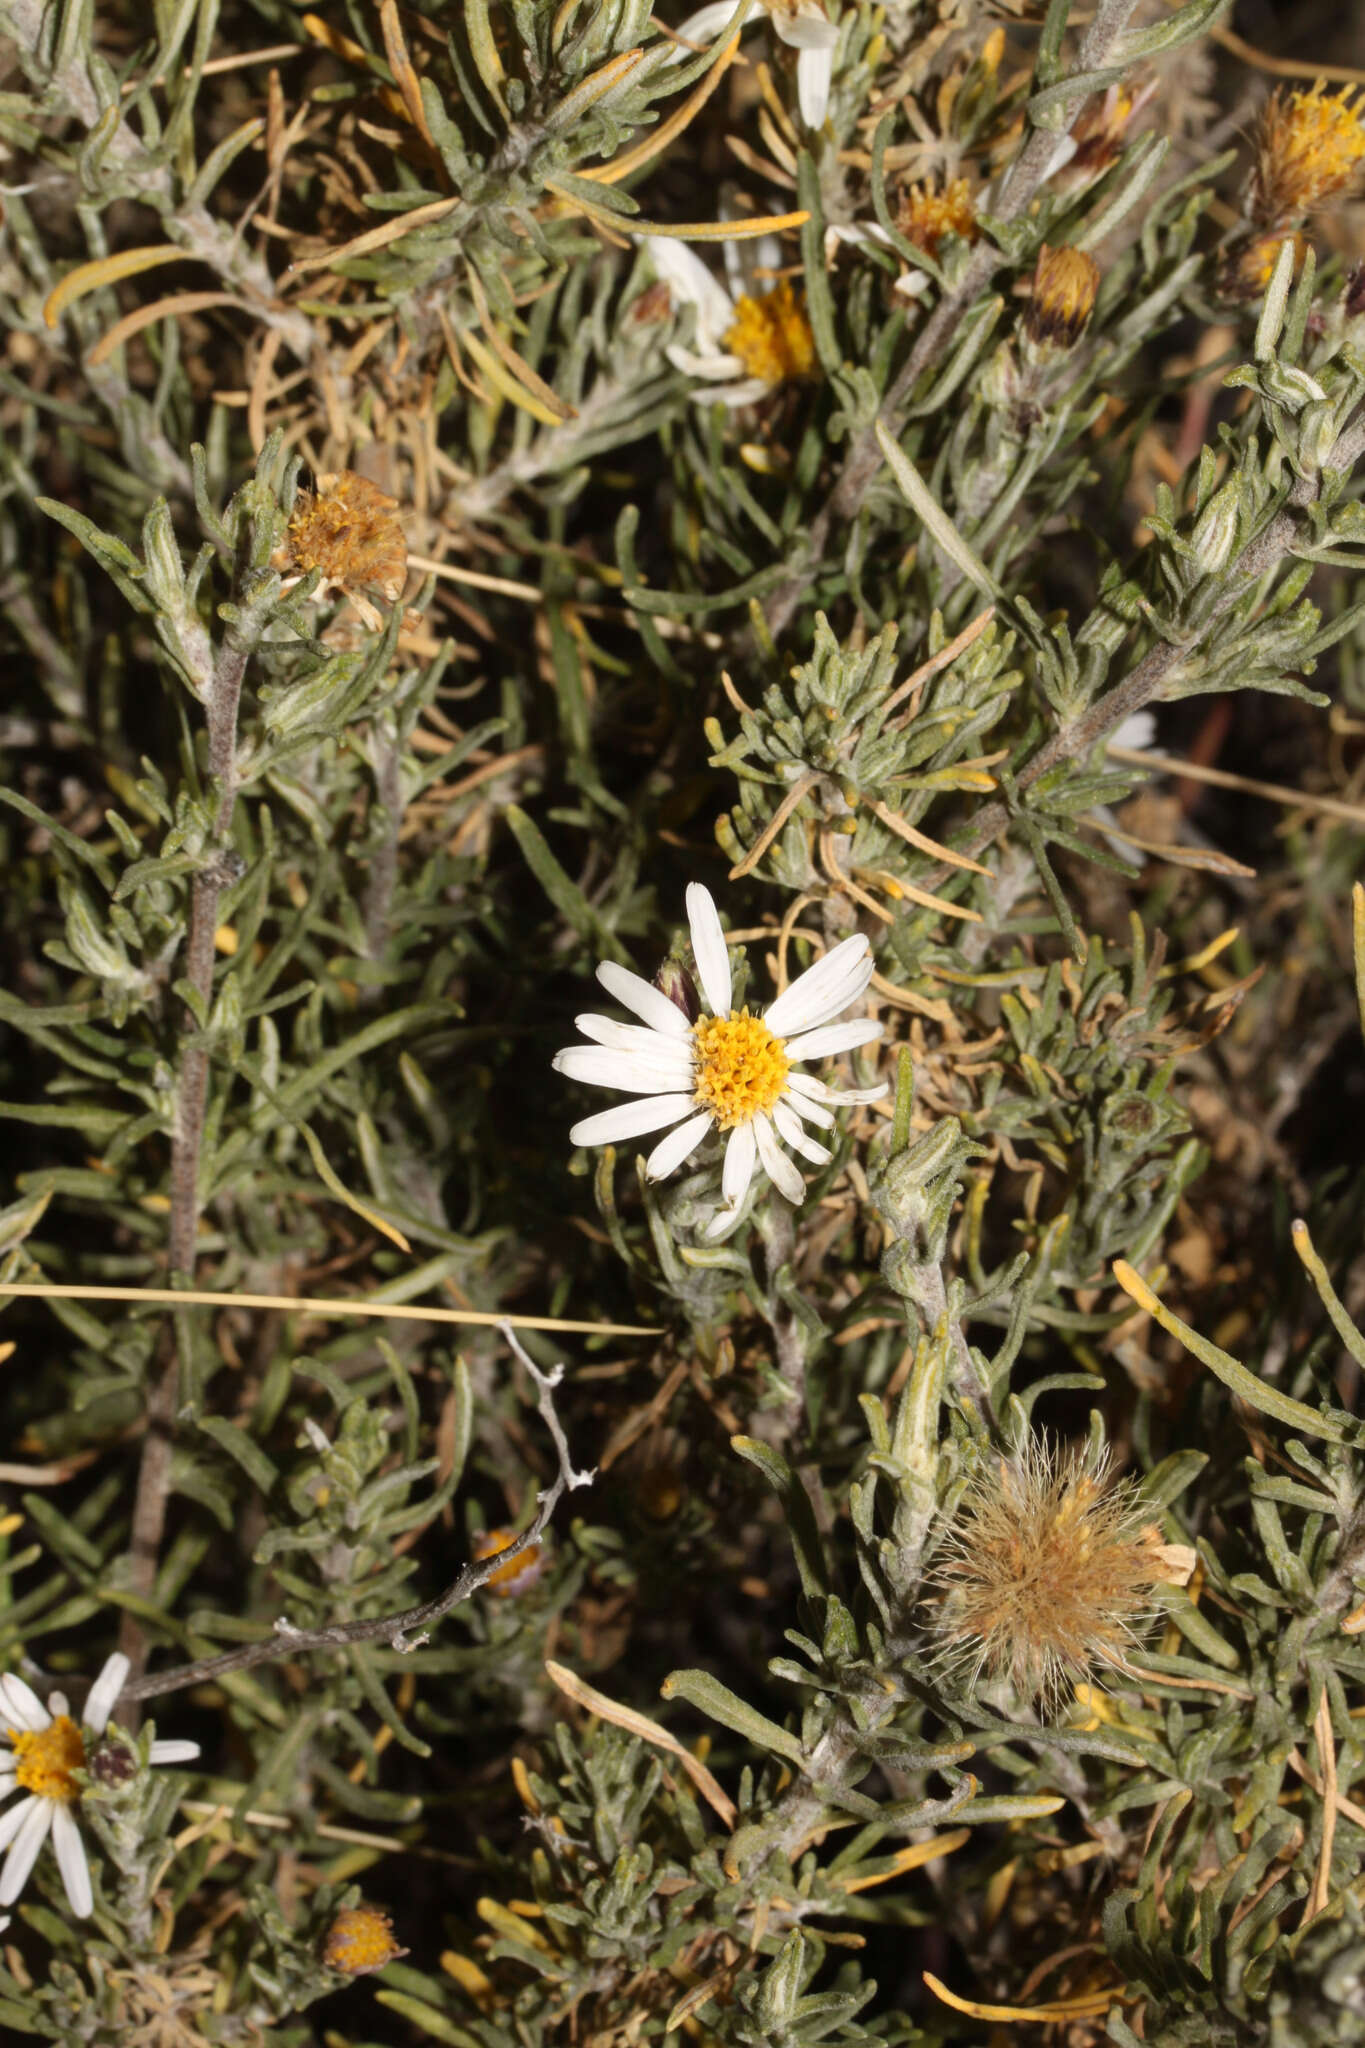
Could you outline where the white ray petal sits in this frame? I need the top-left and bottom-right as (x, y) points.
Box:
(779, 1082), (836, 1128)
(570, 1094), (696, 1147)
(83, 1652), (131, 1737)
(784, 1017), (883, 1060)
(0, 1796), (52, 1906)
(796, 44), (832, 126)
(753, 1114), (806, 1203)
(773, 1097), (832, 1163)
(667, 343), (747, 381)
(643, 236), (736, 352)
(553, 1045), (695, 1093)
(769, 3), (838, 50)
(720, 1119), (757, 1211)
(807, 1079), (888, 1105)
(596, 961), (692, 1038)
(696, 378), (774, 408)
(1110, 710), (1156, 753)
(0, 1797), (35, 1855)
(686, 884), (733, 1017)
(645, 1109), (715, 1181)
(0, 1676), (49, 1733)
(672, 0), (746, 51)
(47, 1693), (69, 1719)
(51, 1804), (91, 1918)
(764, 933), (870, 1036)
(148, 1740), (201, 1766)
(574, 1013), (691, 1057)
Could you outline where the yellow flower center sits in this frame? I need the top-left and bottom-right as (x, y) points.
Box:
(723, 281), (816, 387)
(10, 1715), (85, 1804)
(324, 1905), (403, 1974)
(693, 1011), (789, 1129)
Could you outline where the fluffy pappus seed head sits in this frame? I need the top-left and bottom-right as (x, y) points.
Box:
(929, 1437), (1176, 1707)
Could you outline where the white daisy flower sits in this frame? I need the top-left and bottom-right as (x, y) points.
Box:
(670, 0), (838, 129)
(0, 1653), (200, 1920)
(642, 237), (816, 407)
(554, 883), (886, 1238)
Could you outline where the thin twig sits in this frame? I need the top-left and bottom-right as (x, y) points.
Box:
(116, 1325), (594, 1705)
(121, 639), (250, 1689)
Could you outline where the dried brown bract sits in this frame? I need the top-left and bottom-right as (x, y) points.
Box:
(930, 1438), (1178, 1706)
(1023, 244), (1100, 349)
(277, 470), (407, 630)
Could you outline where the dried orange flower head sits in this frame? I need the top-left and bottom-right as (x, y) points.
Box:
(896, 177), (978, 259)
(473, 1526), (546, 1597)
(284, 471), (407, 610)
(323, 1904), (406, 1975)
(1252, 83), (1365, 226)
(930, 1438), (1172, 1705)
(1023, 244), (1101, 349)
(723, 280), (816, 387)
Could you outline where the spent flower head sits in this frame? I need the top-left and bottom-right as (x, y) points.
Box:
(0, 1654), (199, 1920)
(896, 177), (978, 258)
(1023, 245), (1101, 350)
(1251, 82), (1365, 226)
(930, 1438), (1179, 1707)
(276, 470), (407, 631)
(554, 883), (885, 1238)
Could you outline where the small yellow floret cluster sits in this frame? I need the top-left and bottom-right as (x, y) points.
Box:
(723, 281), (816, 386)
(10, 1715), (84, 1804)
(692, 1011), (790, 1129)
(324, 1905), (404, 1975)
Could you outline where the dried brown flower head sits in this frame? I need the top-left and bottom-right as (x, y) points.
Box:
(930, 1438), (1177, 1705)
(473, 1526), (547, 1597)
(279, 470), (407, 630)
(323, 1903), (406, 1975)
(896, 177), (978, 258)
(1250, 83), (1365, 227)
(1023, 245), (1101, 349)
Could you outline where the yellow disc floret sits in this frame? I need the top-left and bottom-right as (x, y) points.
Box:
(10, 1715), (85, 1804)
(723, 281), (816, 387)
(693, 1011), (789, 1129)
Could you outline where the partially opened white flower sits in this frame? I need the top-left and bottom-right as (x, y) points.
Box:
(0, 1653), (200, 1920)
(670, 0), (838, 128)
(643, 237), (816, 406)
(555, 884), (886, 1237)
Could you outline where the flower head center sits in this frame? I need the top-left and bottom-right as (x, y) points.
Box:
(324, 1905), (404, 1975)
(693, 1011), (789, 1129)
(10, 1715), (85, 1803)
(723, 281), (816, 387)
